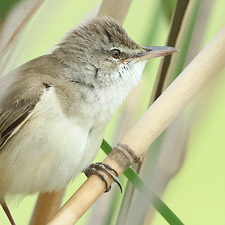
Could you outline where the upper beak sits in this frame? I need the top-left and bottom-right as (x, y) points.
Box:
(123, 46), (179, 62)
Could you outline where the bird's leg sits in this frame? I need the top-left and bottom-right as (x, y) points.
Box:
(84, 162), (122, 193)
(1, 201), (16, 225)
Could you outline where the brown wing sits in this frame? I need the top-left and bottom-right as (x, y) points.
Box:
(0, 72), (50, 149)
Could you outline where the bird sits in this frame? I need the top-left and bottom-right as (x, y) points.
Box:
(0, 16), (177, 224)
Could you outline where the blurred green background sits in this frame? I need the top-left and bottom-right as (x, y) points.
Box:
(0, 0), (225, 224)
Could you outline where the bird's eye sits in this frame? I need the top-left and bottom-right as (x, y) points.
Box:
(110, 49), (121, 59)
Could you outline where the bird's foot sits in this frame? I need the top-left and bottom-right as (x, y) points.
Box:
(84, 162), (122, 193)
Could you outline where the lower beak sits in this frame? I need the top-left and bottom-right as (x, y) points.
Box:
(123, 46), (178, 62)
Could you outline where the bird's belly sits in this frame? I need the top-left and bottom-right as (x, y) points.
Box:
(0, 111), (104, 197)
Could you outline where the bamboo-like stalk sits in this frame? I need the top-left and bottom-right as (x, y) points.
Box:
(151, 0), (190, 101)
(47, 25), (225, 225)
(0, 0), (45, 58)
(98, 0), (132, 24)
(29, 190), (65, 225)
(123, 1), (194, 223)
(143, 2), (214, 223)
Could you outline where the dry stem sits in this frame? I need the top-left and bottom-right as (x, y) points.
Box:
(98, 0), (132, 24)
(0, 0), (45, 59)
(29, 190), (65, 225)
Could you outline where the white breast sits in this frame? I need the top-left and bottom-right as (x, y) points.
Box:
(0, 88), (106, 197)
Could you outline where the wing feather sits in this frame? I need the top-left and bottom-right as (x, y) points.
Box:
(0, 73), (49, 149)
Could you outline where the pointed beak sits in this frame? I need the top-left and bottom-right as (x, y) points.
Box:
(123, 46), (179, 62)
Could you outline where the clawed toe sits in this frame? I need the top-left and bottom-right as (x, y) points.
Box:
(84, 162), (122, 193)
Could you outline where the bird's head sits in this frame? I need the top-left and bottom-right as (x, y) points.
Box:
(56, 16), (177, 95)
